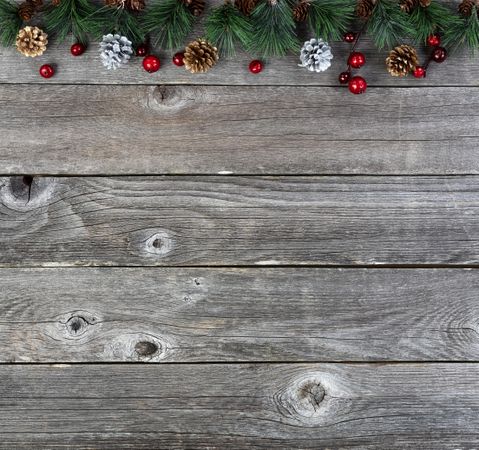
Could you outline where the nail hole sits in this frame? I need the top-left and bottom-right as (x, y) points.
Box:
(135, 341), (158, 357)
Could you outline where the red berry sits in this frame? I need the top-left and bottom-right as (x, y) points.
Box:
(432, 47), (447, 63)
(70, 43), (86, 56)
(348, 51), (366, 69)
(343, 32), (356, 43)
(413, 66), (426, 78)
(348, 76), (367, 94)
(142, 55), (161, 73)
(427, 34), (441, 47)
(249, 59), (263, 74)
(338, 71), (351, 84)
(136, 44), (148, 57)
(172, 52), (185, 66)
(39, 64), (54, 79)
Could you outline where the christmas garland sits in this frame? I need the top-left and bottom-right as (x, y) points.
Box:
(1, 0), (478, 93)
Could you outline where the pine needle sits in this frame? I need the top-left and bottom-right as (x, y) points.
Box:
(443, 7), (479, 53)
(307, 0), (355, 41)
(0, 0), (22, 46)
(408, 2), (451, 44)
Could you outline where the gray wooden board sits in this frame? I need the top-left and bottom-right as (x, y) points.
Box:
(1, 267), (479, 362)
(1, 85), (479, 175)
(1, 175), (479, 266)
(1, 363), (479, 448)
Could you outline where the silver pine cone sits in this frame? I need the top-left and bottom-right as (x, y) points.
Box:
(100, 34), (133, 70)
(298, 38), (333, 73)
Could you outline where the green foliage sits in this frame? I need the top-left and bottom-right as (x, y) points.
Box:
(366, 0), (414, 49)
(0, 0), (22, 46)
(408, 2), (451, 44)
(205, 2), (251, 56)
(44, 0), (102, 43)
(143, 0), (195, 50)
(249, 0), (299, 57)
(443, 7), (479, 52)
(307, 0), (355, 41)
(98, 6), (145, 45)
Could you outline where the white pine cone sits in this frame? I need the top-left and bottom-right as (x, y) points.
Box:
(99, 34), (133, 70)
(298, 38), (333, 73)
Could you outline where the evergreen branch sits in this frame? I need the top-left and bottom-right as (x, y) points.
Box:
(95, 6), (145, 45)
(408, 1), (451, 44)
(0, 0), (22, 46)
(366, 0), (414, 49)
(307, 0), (355, 41)
(205, 1), (251, 57)
(443, 7), (479, 53)
(143, 0), (195, 50)
(44, 0), (102, 43)
(249, 0), (299, 57)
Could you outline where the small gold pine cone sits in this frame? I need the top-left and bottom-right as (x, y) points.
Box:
(399, 0), (417, 13)
(52, 0), (61, 5)
(234, 0), (258, 15)
(125, 0), (145, 10)
(183, 0), (205, 16)
(292, 1), (310, 22)
(356, 0), (375, 18)
(458, 0), (475, 16)
(16, 26), (48, 57)
(18, 2), (35, 21)
(184, 38), (219, 74)
(418, 0), (431, 7)
(386, 44), (419, 77)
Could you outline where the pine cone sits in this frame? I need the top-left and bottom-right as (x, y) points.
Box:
(52, 0), (61, 5)
(399, 0), (417, 13)
(105, 0), (145, 10)
(418, 0), (431, 6)
(99, 34), (133, 70)
(458, 0), (476, 16)
(184, 38), (219, 74)
(292, 0), (310, 22)
(356, 0), (375, 18)
(234, 0), (257, 15)
(298, 38), (333, 72)
(386, 44), (419, 77)
(16, 26), (48, 57)
(183, 0), (205, 16)
(28, 0), (43, 7)
(18, 2), (35, 20)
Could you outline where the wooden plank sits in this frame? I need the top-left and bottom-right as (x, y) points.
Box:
(1, 85), (479, 175)
(1, 175), (479, 266)
(1, 267), (478, 362)
(1, 363), (479, 448)
(0, 1), (471, 86)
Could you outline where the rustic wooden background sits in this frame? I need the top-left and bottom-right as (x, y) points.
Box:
(1, 1), (479, 447)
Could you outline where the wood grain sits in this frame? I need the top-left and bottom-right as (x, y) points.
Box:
(1, 175), (479, 266)
(2, 85), (479, 175)
(1, 267), (478, 362)
(1, 363), (479, 448)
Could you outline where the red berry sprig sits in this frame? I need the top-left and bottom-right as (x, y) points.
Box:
(173, 52), (185, 66)
(142, 55), (161, 73)
(249, 59), (263, 74)
(340, 28), (367, 94)
(71, 42), (86, 56)
(39, 64), (54, 78)
(414, 34), (447, 79)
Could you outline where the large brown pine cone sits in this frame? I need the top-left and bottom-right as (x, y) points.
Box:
(16, 26), (48, 57)
(18, 2), (35, 20)
(399, 0), (417, 13)
(183, 0), (205, 16)
(292, 1), (310, 22)
(386, 44), (419, 77)
(458, 0), (477, 16)
(356, 0), (375, 18)
(184, 39), (219, 74)
(235, 0), (258, 15)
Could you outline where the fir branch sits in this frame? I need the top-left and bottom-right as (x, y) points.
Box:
(97, 6), (145, 45)
(143, 0), (195, 50)
(366, 0), (414, 49)
(443, 6), (479, 52)
(44, 0), (102, 44)
(205, 1), (251, 56)
(307, 0), (355, 41)
(408, 1), (451, 44)
(249, 0), (299, 57)
(0, 0), (22, 46)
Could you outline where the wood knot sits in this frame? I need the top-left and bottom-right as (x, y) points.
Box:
(0, 176), (55, 210)
(145, 231), (175, 257)
(145, 85), (203, 111)
(135, 341), (158, 357)
(104, 332), (171, 362)
(65, 313), (98, 338)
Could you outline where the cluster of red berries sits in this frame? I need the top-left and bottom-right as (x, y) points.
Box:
(413, 34), (447, 79)
(339, 32), (367, 95)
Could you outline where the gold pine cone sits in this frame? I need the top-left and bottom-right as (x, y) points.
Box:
(183, 0), (205, 16)
(356, 0), (375, 18)
(18, 2), (35, 20)
(399, 0), (417, 13)
(16, 26), (48, 57)
(386, 44), (419, 77)
(234, 0), (258, 15)
(292, 1), (310, 22)
(184, 38), (219, 74)
(458, 0), (476, 16)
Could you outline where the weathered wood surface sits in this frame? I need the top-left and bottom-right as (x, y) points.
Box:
(1, 363), (479, 448)
(2, 85), (479, 175)
(1, 267), (478, 362)
(1, 175), (478, 266)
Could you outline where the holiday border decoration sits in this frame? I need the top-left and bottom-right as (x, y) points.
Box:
(0, 0), (478, 93)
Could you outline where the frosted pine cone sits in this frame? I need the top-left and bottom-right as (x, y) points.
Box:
(99, 34), (133, 70)
(16, 26), (48, 57)
(298, 38), (333, 73)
